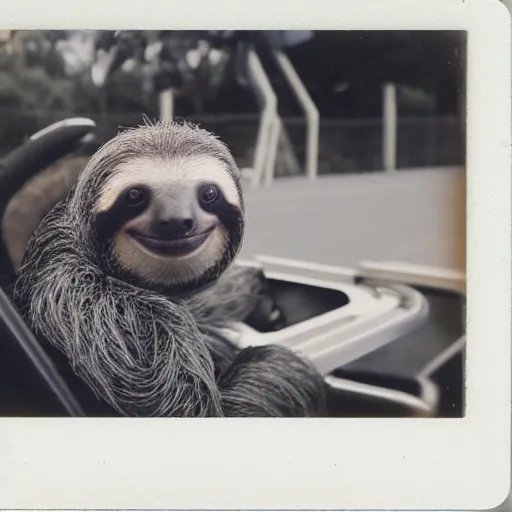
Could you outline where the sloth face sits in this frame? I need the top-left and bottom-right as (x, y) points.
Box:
(92, 154), (243, 292)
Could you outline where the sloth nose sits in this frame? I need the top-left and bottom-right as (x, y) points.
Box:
(158, 217), (195, 236)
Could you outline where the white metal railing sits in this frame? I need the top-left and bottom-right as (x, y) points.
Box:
(273, 50), (320, 181)
(246, 49), (278, 187)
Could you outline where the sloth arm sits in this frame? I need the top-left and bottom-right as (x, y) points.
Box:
(184, 267), (327, 417)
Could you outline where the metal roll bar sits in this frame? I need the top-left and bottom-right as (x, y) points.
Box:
(246, 49), (278, 187)
(273, 50), (319, 181)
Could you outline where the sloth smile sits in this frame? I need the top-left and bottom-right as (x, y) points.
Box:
(128, 226), (215, 257)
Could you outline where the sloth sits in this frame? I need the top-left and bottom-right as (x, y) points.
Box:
(13, 120), (326, 417)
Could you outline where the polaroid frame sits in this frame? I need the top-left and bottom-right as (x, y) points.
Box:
(0, 0), (509, 509)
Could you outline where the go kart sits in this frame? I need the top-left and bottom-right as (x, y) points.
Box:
(0, 118), (466, 418)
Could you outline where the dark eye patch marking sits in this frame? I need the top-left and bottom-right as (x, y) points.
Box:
(196, 182), (226, 212)
(198, 184), (220, 205)
(124, 187), (146, 207)
(196, 181), (243, 263)
(93, 184), (152, 244)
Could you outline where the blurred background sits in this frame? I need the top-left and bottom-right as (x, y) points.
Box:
(0, 30), (465, 171)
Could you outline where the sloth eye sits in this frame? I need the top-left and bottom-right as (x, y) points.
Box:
(125, 188), (145, 206)
(199, 184), (219, 204)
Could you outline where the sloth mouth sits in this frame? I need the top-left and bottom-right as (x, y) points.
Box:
(128, 226), (215, 257)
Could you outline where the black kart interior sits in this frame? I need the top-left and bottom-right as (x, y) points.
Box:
(245, 278), (350, 333)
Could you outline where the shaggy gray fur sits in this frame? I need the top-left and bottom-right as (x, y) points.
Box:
(184, 264), (264, 326)
(14, 121), (325, 417)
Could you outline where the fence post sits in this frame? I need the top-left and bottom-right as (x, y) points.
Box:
(159, 89), (174, 122)
(383, 82), (397, 172)
(263, 116), (282, 187)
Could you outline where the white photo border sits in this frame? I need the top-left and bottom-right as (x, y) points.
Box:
(0, 0), (510, 509)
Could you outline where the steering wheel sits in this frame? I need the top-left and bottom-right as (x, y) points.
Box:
(0, 118), (97, 290)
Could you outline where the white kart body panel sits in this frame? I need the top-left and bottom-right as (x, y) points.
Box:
(219, 256), (440, 375)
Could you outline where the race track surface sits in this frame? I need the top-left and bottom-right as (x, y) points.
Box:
(240, 166), (466, 271)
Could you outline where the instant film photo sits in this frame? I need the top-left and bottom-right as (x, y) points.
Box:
(0, 0), (509, 509)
